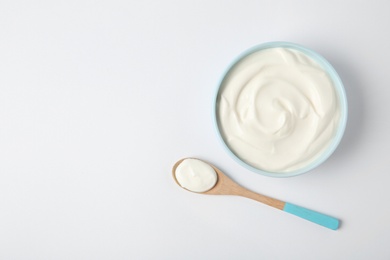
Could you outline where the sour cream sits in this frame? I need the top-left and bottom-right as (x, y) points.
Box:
(174, 159), (218, 192)
(216, 46), (342, 173)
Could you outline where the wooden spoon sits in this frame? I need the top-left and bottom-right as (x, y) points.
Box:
(172, 158), (339, 230)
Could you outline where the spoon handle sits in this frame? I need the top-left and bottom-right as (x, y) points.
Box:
(282, 202), (339, 230)
(240, 190), (339, 230)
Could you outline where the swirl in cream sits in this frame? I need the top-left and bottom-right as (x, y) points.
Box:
(216, 47), (341, 173)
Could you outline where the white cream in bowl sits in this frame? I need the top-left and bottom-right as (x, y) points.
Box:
(215, 44), (346, 175)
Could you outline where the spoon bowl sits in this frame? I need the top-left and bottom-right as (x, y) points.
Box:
(172, 158), (340, 230)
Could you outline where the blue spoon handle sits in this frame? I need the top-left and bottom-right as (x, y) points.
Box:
(283, 202), (339, 230)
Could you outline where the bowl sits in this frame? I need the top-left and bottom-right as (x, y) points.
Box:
(213, 42), (347, 177)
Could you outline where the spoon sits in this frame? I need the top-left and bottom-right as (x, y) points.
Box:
(172, 158), (339, 230)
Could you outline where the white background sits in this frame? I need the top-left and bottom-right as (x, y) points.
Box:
(1, 0), (389, 259)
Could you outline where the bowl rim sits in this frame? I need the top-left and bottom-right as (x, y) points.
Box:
(212, 41), (348, 178)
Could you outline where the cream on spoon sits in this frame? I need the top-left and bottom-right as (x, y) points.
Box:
(174, 158), (218, 192)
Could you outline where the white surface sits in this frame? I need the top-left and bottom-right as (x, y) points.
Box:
(0, 0), (389, 259)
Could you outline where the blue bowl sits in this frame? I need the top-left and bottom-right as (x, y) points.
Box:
(213, 42), (348, 177)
